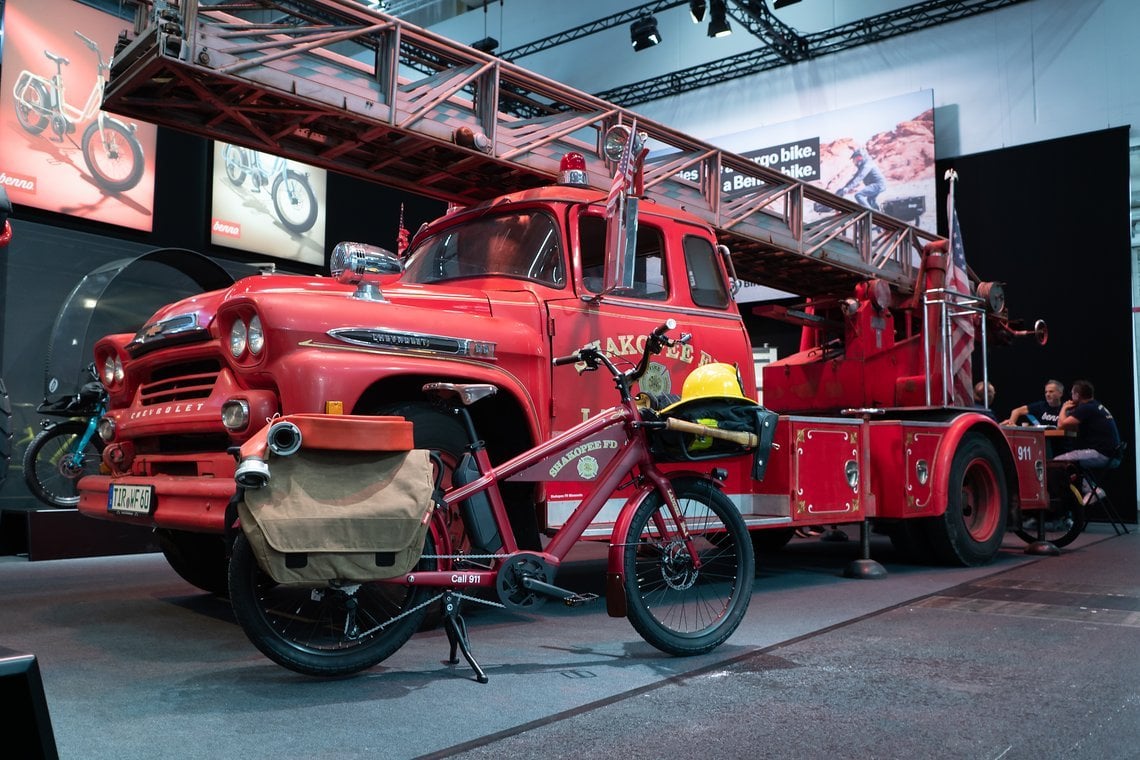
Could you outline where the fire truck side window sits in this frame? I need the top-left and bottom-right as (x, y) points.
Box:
(683, 235), (730, 308)
(579, 215), (669, 300)
(401, 211), (564, 287)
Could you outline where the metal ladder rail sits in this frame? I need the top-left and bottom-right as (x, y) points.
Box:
(106, 0), (941, 299)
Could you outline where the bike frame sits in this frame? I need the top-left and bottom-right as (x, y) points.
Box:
(13, 33), (108, 132)
(225, 146), (288, 186)
(394, 395), (700, 593)
(62, 399), (107, 469)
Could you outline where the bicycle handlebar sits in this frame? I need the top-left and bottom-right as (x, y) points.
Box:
(551, 319), (690, 388)
(75, 32), (98, 51)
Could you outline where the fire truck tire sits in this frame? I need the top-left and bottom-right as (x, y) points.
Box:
(926, 433), (1008, 566)
(227, 529), (438, 676)
(885, 519), (938, 563)
(750, 527), (795, 555)
(622, 476), (754, 656)
(374, 401), (542, 553)
(0, 378), (10, 489)
(156, 529), (230, 596)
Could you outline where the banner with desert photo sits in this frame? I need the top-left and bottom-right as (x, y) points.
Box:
(0, 0), (158, 231)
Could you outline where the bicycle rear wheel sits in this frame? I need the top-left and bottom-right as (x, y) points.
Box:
(22, 420), (104, 508)
(227, 530), (440, 677)
(622, 476), (753, 656)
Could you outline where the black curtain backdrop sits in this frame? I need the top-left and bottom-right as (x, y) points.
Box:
(936, 126), (1135, 522)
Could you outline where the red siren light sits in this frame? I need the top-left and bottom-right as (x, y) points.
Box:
(559, 152), (588, 186)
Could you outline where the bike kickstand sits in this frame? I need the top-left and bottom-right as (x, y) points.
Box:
(441, 591), (488, 684)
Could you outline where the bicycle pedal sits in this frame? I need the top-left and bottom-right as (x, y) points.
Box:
(563, 592), (599, 607)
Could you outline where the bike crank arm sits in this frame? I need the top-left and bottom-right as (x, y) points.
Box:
(519, 576), (600, 607)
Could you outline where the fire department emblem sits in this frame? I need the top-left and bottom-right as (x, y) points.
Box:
(639, 361), (671, 397)
(577, 455), (599, 480)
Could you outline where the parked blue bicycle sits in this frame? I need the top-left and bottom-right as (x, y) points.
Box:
(23, 366), (107, 508)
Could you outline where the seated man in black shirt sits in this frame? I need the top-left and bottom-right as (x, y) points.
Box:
(1054, 379), (1122, 503)
(1002, 378), (1064, 427)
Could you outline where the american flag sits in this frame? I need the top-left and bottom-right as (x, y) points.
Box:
(945, 181), (974, 407)
(606, 120), (637, 215)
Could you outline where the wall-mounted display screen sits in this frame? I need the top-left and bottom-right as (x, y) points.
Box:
(0, 0), (159, 231)
(210, 141), (328, 265)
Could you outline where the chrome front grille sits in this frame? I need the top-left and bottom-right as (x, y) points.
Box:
(139, 360), (221, 406)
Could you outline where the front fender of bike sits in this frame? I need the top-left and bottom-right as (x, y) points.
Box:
(605, 468), (707, 618)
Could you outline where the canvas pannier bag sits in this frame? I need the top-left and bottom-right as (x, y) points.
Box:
(239, 446), (434, 585)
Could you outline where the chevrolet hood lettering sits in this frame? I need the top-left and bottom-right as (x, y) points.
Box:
(329, 328), (496, 359)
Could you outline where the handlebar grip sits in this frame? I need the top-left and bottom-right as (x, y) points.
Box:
(552, 353), (580, 366)
(664, 417), (758, 448)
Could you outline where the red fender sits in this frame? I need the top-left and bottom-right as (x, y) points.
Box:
(928, 412), (1005, 516)
(604, 468), (712, 617)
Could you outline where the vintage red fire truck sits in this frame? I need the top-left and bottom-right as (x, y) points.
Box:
(76, 0), (1051, 593)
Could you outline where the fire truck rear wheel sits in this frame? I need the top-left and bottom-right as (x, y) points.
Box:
(926, 432), (1008, 566)
(750, 527), (794, 556)
(156, 529), (230, 596)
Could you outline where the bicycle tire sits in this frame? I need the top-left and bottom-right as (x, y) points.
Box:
(227, 530), (440, 677)
(271, 169), (318, 234)
(622, 476), (753, 656)
(81, 119), (144, 193)
(22, 419), (104, 508)
(223, 144), (247, 185)
(14, 79), (50, 135)
(1015, 486), (1087, 548)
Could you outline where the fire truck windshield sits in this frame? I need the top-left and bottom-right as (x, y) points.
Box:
(401, 210), (565, 287)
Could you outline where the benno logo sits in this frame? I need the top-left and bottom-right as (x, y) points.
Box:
(212, 219), (241, 237)
(0, 171), (36, 193)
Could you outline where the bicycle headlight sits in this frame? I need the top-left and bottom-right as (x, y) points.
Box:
(229, 318), (248, 358)
(247, 315), (264, 355)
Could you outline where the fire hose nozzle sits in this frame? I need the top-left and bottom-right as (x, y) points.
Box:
(267, 420), (303, 457)
(234, 457), (270, 489)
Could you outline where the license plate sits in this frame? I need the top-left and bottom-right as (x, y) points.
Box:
(107, 484), (155, 516)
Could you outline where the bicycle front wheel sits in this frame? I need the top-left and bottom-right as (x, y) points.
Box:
(81, 119), (144, 193)
(228, 530), (440, 677)
(271, 169), (318, 234)
(622, 476), (753, 656)
(22, 420), (104, 508)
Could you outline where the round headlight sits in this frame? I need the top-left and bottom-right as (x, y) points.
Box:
(102, 355), (118, 386)
(221, 399), (251, 431)
(113, 356), (124, 384)
(97, 416), (116, 442)
(247, 315), (264, 356)
(229, 318), (248, 358)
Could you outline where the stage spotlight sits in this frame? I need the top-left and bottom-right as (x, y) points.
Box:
(471, 36), (498, 53)
(630, 15), (661, 51)
(689, 0), (707, 23)
(708, 0), (731, 37)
